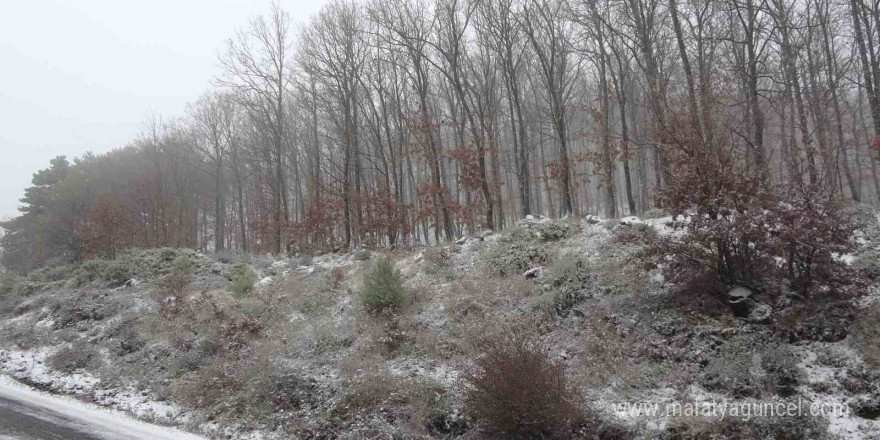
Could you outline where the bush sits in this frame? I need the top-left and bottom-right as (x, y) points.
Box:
(68, 260), (105, 287)
(611, 223), (658, 245)
(48, 344), (101, 373)
(353, 249), (372, 261)
(101, 260), (132, 286)
(170, 255), (195, 275)
(175, 349), (319, 422)
(114, 323), (146, 356)
(43, 263), (75, 282)
(760, 344), (802, 397)
(230, 261), (257, 297)
(168, 349), (208, 375)
(642, 208), (669, 219)
(699, 336), (759, 398)
(52, 290), (108, 329)
(464, 327), (589, 439)
(482, 242), (549, 277)
(156, 256), (194, 298)
(361, 255), (405, 314)
(775, 298), (855, 343)
(651, 184), (857, 298)
(422, 246), (455, 280)
(534, 221), (576, 242)
(214, 251), (236, 264)
(700, 336), (800, 398)
(516, 219), (578, 242)
(0, 272), (18, 298)
(852, 304), (880, 367)
(545, 255), (596, 315)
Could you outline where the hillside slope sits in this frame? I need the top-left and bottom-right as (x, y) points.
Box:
(0, 215), (879, 439)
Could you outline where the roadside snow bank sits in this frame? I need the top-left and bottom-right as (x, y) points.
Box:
(0, 348), (189, 425)
(0, 375), (206, 440)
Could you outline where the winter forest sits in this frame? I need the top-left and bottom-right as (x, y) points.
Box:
(7, 0), (880, 438)
(3, 0), (880, 270)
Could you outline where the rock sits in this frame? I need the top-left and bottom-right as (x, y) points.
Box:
(519, 214), (553, 229)
(522, 266), (546, 280)
(725, 287), (772, 323)
(584, 215), (601, 224)
(480, 229), (494, 239)
(413, 252), (424, 263)
(727, 286), (752, 300)
(854, 396), (880, 420)
(726, 286), (754, 317)
(620, 216), (644, 225)
(747, 302), (773, 324)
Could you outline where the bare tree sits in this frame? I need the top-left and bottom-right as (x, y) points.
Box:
(218, 2), (293, 254)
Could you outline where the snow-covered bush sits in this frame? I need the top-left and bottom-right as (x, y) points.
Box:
(760, 344), (802, 397)
(229, 261), (256, 297)
(481, 230), (550, 278)
(641, 208), (669, 219)
(611, 223), (658, 245)
(353, 249), (372, 261)
(652, 182), (858, 297)
(156, 255), (195, 298)
(49, 343), (101, 373)
(700, 336), (802, 399)
(422, 246), (455, 280)
(545, 255), (595, 315)
(102, 260), (132, 286)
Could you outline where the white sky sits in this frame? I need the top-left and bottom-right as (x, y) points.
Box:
(0, 0), (328, 220)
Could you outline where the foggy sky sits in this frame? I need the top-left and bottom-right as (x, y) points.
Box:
(0, 0), (328, 221)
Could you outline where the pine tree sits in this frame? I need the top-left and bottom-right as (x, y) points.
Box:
(360, 256), (405, 313)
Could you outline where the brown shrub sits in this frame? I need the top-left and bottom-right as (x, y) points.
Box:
(464, 326), (591, 439)
(653, 179), (858, 299)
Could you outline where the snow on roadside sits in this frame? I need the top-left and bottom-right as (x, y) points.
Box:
(0, 375), (206, 440)
(0, 347), (187, 425)
(0, 347), (278, 438)
(0, 348), (98, 395)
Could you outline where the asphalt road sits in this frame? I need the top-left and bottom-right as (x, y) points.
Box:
(0, 378), (205, 440)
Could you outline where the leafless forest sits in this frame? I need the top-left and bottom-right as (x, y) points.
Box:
(2, 0), (879, 267)
(5, 2), (880, 438)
